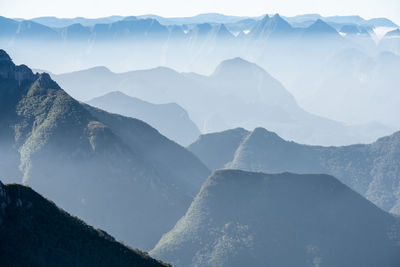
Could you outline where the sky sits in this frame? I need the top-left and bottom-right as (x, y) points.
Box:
(1, 0), (400, 25)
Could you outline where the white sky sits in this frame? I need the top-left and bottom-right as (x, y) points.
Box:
(1, 0), (400, 25)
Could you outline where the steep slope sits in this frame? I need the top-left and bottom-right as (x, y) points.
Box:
(151, 170), (400, 267)
(82, 104), (209, 195)
(189, 127), (400, 214)
(0, 181), (169, 267)
(0, 49), (210, 250)
(249, 14), (294, 39)
(87, 91), (201, 146)
(188, 128), (250, 170)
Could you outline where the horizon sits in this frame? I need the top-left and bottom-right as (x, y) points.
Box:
(2, 0), (400, 25)
(6, 12), (400, 25)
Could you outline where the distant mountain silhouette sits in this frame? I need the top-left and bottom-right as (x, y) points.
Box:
(0, 49), (210, 250)
(0, 181), (169, 267)
(189, 127), (400, 214)
(249, 14), (294, 39)
(188, 127), (249, 170)
(87, 91), (200, 146)
(0, 17), (59, 40)
(17, 13), (397, 29)
(51, 57), (391, 146)
(29, 16), (124, 27)
(302, 19), (343, 39)
(151, 170), (400, 267)
(384, 28), (400, 37)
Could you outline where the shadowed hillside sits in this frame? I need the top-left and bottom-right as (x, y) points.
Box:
(189, 127), (400, 214)
(0, 49), (210, 250)
(0, 181), (170, 267)
(151, 170), (400, 267)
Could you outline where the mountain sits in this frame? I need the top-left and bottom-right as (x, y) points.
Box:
(18, 14), (399, 29)
(285, 14), (398, 28)
(367, 18), (398, 27)
(188, 127), (400, 214)
(0, 17), (59, 41)
(91, 17), (169, 41)
(151, 170), (400, 267)
(383, 28), (400, 37)
(249, 14), (294, 39)
(302, 19), (342, 39)
(0, 181), (169, 267)
(51, 57), (392, 146)
(188, 128), (249, 170)
(340, 24), (370, 35)
(0, 16), (170, 42)
(138, 13), (250, 25)
(87, 91), (200, 146)
(0, 49), (210, 250)
(29, 16), (124, 28)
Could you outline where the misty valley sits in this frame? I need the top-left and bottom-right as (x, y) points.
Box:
(1, 10), (400, 267)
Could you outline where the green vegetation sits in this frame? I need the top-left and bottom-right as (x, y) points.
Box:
(0, 181), (170, 267)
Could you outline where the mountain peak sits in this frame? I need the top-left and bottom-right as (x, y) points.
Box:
(216, 57), (257, 68)
(35, 73), (61, 90)
(0, 49), (12, 62)
(0, 50), (35, 84)
(303, 19), (341, 38)
(260, 14), (270, 22)
(151, 169), (400, 267)
(212, 57), (264, 77)
(248, 127), (283, 143)
(307, 19), (337, 33)
(250, 13), (292, 38)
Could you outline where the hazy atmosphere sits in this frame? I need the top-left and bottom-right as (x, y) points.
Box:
(1, 0), (400, 266)
(2, 0), (400, 24)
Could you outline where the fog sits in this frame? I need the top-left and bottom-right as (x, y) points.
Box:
(1, 14), (399, 143)
(1, 13), (400, 266)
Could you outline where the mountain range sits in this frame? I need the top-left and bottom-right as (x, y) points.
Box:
(1, 13), (398, 74)
(0, 180), (169, 267)
(151, 170), (400, 267)
(13, 13), (398, 29)
(0, 49), (210, 250)
(87, 91), (200, 146)
(50, 57), (393, 146)
(188, 127), (400, 214)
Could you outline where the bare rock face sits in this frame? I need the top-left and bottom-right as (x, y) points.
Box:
(0, 49), (35, 84)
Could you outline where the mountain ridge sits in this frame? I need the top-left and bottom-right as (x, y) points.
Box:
(151, 169), (400, 267)
(0, 180), (170, 267)
(188, 126), (400, 214)
(0, 49), (210, 250)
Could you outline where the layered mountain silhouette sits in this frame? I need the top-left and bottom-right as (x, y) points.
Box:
(0, 49), (210, 250)
(14, 13), (398, 29)
(189, 127), (400, 214)
(0, 181), (169, 267)
(87, 91), (200, 146)
(249, 14), (295, 40)
(302, 19), (343, 38)
(151, 170), (400, 267)
(51, 57), (391, 146)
